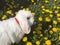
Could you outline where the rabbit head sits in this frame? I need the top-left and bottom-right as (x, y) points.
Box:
(15, 10), (34, 34)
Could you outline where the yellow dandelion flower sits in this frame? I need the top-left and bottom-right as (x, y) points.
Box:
(54, 6), (57, 9)
(31, 0), (34, 2)
(49, 11), (53, 13)
(59, 36), (60, 40)
(45, 17), (51, 22)
(59, 33), (60, 35)
(25, 8), (30, 11)
(41, 5), (45, 9)
(52, 27), (57, 32)
(54, 0), (57, 2)
(57, 28), (60, 31)
(45, 40), (51, 45)
(40, 34), (43, 37)
(36, 41), (40, 45)
(21, 6), (24, 8)
(44, 37), (48, 40)
(34, 2), (36, 5)
(50, 14), (53, 17)
(2, 15), (7, 20)
(53, 20), (57, 24)
(57, 17), (60, 21)
(57, 6), (60, 9)
(6, 10), (12, 14)
(22, 37), (28, 42)
(45, 0), (49, 3)
(38, 17), (43, 21)
(11, 14), (14, 16)
(33, 31), (36, 34)
(26, 42), (32, 45)
(59, 32), (60, 34)
(42, 11), (45, 14)
(32, 12), (35, 15)
(57, 13), (60, 17)
(42, 8), (45, 11)
(49, 30), (53, 34)
(55, 10), (58, 13)
(45, 9), (50, 12)
(49, 25), (52, 28)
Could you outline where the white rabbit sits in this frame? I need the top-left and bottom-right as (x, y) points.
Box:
(0, 10), (34, 45)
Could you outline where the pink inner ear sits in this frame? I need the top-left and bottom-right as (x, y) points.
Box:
(20, 17), (31, 34)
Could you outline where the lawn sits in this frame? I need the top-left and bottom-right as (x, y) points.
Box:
(0, 0), (60, 45)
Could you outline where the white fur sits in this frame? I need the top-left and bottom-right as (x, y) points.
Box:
(0, 10), (34, 45)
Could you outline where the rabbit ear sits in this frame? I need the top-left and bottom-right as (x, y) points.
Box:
(20, 17), (31, 34)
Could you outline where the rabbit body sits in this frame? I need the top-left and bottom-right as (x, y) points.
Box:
(0, 10), (34, 45)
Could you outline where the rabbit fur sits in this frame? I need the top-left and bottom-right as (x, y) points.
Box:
(0, 10), (34, 45)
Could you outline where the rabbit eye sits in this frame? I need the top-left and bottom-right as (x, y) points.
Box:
(27, 17), (30, 20)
